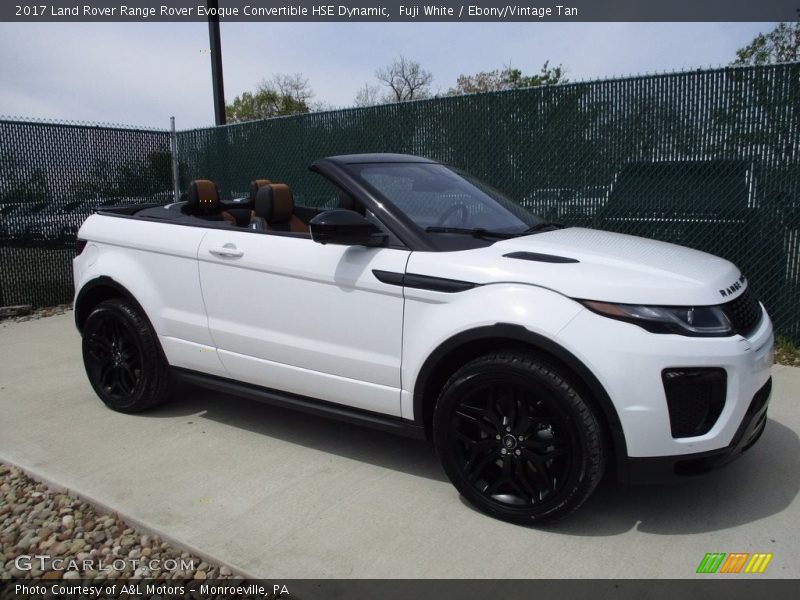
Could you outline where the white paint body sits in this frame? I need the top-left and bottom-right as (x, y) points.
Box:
(74, 216), (773, 459)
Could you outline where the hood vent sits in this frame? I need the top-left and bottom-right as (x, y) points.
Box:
(504, 251), (579, 264)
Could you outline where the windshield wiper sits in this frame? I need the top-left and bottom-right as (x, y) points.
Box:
(425, 226), (518, 240)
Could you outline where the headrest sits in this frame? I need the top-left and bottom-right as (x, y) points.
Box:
(248, 179), (272, 205)
(255, 184), (294, 223)
(186, 180), (221, 214)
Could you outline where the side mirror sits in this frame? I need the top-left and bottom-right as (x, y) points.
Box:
(309, 209), (387, 246)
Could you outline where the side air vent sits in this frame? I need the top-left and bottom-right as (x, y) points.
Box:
(503, 251), (579, 264)
(662, 368), (727, 438)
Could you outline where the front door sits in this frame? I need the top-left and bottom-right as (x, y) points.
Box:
(197, 228), (409, 416)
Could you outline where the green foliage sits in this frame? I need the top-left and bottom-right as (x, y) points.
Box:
(226, 75), (313, 123)
(226, 88), (308, 123)
(450, 61), (567, 95)
(732, 22), (800, 65)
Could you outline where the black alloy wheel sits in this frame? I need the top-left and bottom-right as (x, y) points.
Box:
(82, 298), (172, 412)
(85, 314), (142, 400)
(433, 352), (605, 523)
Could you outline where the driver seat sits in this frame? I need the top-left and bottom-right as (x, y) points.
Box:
(252, 184), (309, 233)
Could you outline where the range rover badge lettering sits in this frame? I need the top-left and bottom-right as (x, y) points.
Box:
(719, 275), (746, 298)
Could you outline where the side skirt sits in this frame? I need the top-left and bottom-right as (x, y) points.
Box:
(171, 367), (427, 440)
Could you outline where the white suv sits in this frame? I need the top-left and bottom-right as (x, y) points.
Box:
(73, 154), (774, 523)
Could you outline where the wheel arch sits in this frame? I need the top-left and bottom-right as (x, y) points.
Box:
(412, 323), (628, 475)
(74, 276), (146, 333)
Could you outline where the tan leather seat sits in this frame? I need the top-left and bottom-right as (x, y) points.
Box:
(186, 179), (235, 225)
(252, 184), (309, 233)
(225, 179), (272, 229)
(249, 179), (272, 205)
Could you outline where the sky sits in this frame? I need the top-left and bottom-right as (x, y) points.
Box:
(0, 21), (776, 130)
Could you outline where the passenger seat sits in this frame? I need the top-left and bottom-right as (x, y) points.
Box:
(224, 179), (273, 227)
(186, 179), (236, 225)
(251, 184), (309, 233)
(249, 179), (272, 203)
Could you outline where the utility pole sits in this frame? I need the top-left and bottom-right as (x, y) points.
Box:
(207, 0), (226, 126)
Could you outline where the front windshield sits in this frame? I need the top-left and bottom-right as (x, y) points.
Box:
(349, 163), (544, 233)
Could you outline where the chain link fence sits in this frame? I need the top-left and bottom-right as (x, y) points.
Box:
(0, 118), (172, 306)
(178, 63), (800, 342)
(1, 63), (799, 342)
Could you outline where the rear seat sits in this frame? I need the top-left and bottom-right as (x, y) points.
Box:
(251, 184), (309, 233)
(185, 179), (236, 225)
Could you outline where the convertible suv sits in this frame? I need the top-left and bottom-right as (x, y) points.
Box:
(73, 154), (773, 523)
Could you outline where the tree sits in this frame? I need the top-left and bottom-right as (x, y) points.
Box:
(449, 61), (566, 95)
(354, 82), (382, 107)
(271, 73), (315, 105)
(225, 74), (313, 122)
(732, 22), (800, 65)
(375, 55), (433, 102)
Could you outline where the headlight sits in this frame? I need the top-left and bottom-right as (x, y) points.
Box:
(581, 300), (733, 337)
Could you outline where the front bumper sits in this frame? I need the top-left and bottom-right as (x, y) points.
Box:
(623, 377), (771, 484)
(556, 303), (774, 468)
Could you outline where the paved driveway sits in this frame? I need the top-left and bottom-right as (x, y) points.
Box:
(1, 313), (798, 578)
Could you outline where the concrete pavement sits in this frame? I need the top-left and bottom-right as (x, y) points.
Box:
(1, 312), (798, 578)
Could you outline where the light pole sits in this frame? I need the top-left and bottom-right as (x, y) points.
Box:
(207, 0), (226, 126)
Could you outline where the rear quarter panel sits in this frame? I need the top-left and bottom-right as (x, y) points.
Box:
(74, 214), (226, 376)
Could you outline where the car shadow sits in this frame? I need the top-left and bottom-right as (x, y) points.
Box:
(145, 386), (799, 533)
(533, 418), (800, 535)
(143, 382), (448, 483)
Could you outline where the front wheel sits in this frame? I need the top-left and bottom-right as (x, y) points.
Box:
(81, 298), (172, 413)
(433, 352), (605, 523)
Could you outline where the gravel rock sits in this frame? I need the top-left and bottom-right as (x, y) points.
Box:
(2, 304), (71, 323)
(0, 463), (237, 580)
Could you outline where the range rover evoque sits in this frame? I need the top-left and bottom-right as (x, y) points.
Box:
(73, 154), (774, 523)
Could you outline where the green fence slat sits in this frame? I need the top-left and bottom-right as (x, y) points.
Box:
(1, 63), (799, 343)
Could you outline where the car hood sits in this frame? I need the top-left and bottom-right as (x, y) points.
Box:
(407, 227), (745, 305)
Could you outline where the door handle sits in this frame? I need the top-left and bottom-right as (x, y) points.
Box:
(208, 244), (244, 258)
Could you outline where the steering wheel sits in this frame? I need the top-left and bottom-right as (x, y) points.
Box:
(434, 203), (469, 227)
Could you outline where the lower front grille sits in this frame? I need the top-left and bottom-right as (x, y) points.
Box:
(663, 368), (727, 438)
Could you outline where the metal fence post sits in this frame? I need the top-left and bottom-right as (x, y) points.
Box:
(169, 116), (180, 203)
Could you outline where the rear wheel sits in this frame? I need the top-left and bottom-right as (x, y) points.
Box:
(433, 352), (605, 523)
(81, 298), (172, 413)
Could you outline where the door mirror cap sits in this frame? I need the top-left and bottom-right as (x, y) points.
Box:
(309, 209), (387, 246)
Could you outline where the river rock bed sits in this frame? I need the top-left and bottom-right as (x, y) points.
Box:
(0, 463), (237, 580)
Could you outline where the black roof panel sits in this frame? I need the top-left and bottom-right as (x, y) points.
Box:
(324, 153), (438, 165)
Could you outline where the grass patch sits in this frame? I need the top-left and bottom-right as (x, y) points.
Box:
(775, 336), (800, 367)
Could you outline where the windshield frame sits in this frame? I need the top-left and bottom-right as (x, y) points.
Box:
(340, 161), (544, 248)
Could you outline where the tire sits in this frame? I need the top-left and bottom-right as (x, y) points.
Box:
(433, 352), (605, 524)
(81, 298), (172, 413)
